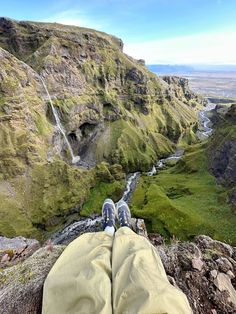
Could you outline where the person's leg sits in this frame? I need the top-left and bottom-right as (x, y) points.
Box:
(42, 199), (116, 314)
(112, 201), (192, 314)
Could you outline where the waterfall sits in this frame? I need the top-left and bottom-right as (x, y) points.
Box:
(148, 149), (185, 175)
(147, 165), (157, 176)
(39, 77), (80, 164)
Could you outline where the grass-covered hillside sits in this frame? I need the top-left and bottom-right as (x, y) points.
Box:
(0, 18), (206, 239)
(130, 104), (236, 245)
(131, 142), (236, 244)
(0, 18), (205, 170)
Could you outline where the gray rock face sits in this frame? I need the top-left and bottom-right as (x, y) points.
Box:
(0, 236), (39, 251)
(209, 104), (236, 208)
(214, 273), (236, 307)
(125, 67), (146, 83)
(0, 236), (40, 268)
(154, 235), (236, 313)
(162, 76), (207, 105)
(211, 140), (236, 186)
(229, 188), (236, 207)
(0, 246), (65, 314)
(216, 257), (233, 273)
(195, 235), (234, 257)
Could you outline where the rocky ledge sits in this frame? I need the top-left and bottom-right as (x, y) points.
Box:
(154, 235), (236, 313)
(0, 218), (235, 314)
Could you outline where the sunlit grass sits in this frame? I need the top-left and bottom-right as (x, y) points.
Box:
(131, 143), (236, 245)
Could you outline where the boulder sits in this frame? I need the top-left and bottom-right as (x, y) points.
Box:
(0, 236), (40, 268)
(214, 272), (236, 307)
(195, 235), (234, 257)
(192, 258), (204, 271)
(0, 236), (39, 251)
(216, 257), (233, 273)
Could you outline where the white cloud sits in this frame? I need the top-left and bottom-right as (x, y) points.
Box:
(124, 30), (236, 64)
(42, 9), (104, 30)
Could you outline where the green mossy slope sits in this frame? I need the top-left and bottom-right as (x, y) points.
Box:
(0, 47), (125, 239)
(0, 18), (206, 239)
(0, 160), (125, 240)
(131, 143), (236, 245)
(0, 18), (205, 172)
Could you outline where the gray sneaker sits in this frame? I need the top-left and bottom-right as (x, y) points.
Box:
(116, 200), (132, 228)
(102, 199), (116, 230)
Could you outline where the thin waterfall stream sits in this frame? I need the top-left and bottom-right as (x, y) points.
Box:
(40, 77), (80, 164)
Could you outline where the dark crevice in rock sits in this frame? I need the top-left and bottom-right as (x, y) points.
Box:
(68, 131), (77, 142)
(103, 102), (113, 110)
(79, 122), (96, 137)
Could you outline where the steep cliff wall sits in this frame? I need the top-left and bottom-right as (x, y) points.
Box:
(0, 18), (205, 169)
(208, 104), (236, 208)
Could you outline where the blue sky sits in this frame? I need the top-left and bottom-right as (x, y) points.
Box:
(2, 0), (236, 64)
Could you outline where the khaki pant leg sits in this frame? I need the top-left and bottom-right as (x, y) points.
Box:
(112, 227), (192, 314)
(42, 232), (113, 314)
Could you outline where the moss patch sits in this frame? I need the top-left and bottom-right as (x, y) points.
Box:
(80, 162), (125, 216)
(80, 181), (125, 216)
(0, 160), (125, 240)
(0, 159), (94, 239)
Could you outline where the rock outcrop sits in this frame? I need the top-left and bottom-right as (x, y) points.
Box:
(0, 236), (40, 267)
(0, 221), (235, 313)
(0, 245), (65, 314)
(162, 76), (204, 107)
(155, 235), (236, 313)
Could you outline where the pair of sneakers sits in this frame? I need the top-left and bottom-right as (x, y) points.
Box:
(102, 199), (132, 230)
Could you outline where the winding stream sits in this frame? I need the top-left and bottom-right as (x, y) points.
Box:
(197, 101), (216, 140)
(121, 172), (140, 203)
(155, 148), (185, 171)
(51, 100), (216, 243)
(122, 100), (216, 200)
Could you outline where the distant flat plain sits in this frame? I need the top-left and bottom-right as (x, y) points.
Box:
(183, 71), (236, 99)
(163, 71), (236, 99)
